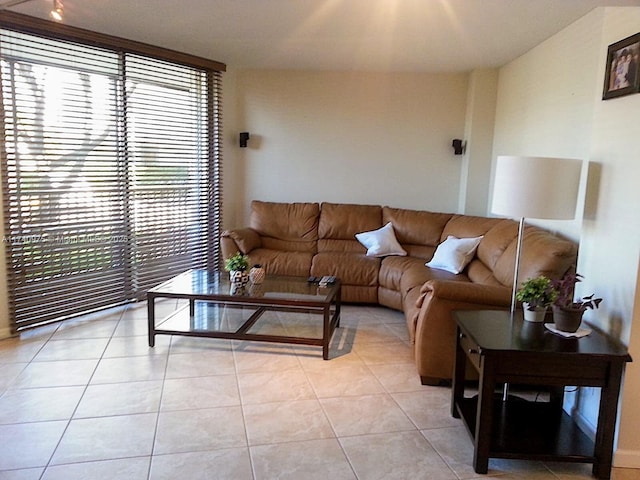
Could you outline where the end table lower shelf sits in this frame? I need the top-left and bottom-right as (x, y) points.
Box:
(456, 394), (595, 462)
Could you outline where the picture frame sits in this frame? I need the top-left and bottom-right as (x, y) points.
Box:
(603, 32), (640, 100)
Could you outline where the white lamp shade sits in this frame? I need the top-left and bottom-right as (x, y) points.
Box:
(490, 156), (582, 220)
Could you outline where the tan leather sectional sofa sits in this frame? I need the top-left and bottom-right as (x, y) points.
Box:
(222, 200), (578, 385)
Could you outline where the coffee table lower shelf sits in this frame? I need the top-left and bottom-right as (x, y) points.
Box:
(455, 395), (595, 463)
(150, 302), (340, 359)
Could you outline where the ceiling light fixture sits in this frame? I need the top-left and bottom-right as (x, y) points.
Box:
(49, 0), (63, 22)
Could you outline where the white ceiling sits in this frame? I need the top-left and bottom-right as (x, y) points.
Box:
(2, 0), (639, 71)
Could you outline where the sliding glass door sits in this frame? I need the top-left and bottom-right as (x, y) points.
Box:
(0, 24), (223, 332)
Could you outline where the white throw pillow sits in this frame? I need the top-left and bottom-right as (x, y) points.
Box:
(426, 235), (483, 274)
(355, 222), (407, 257)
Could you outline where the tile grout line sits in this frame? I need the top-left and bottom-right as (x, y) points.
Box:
(145, 299), (182, 480)
(38, 305), (125, 478)
(230, 307), (259, 480)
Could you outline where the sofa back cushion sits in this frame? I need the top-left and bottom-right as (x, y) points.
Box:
(474, 220), (518, 270)
(318, 203), (381, 253)
(438, 215), (576, 288)
(250, 200), (319, 253)
(440, 214), (504, 241)
(493, 226), (578, 288)
(435, 215), (508, 282)
(382, 207), (452, 259)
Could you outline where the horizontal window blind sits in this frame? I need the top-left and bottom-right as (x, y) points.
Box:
(125, 54), (211, 292)
(0, 22), (223, 332)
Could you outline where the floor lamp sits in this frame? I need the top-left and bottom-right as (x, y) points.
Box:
(490, 156), (583, 318)
(491, 156), (582, 401)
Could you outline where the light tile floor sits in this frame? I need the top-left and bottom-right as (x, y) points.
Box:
(0, 301), (637, 480)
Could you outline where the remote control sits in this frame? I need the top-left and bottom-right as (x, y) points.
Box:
(319, 275), (336, 285)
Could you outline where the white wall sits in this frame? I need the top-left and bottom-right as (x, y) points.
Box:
(493, 7), (640, 467)
(585, 8), (640, 468)
(221, 67), (243, 235)
(228, 70), (469, 226)
(492, 10), (603, 242)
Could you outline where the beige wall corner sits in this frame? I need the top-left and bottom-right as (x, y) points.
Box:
(615, 259), (640, 468)
(458, 68), (498, 216)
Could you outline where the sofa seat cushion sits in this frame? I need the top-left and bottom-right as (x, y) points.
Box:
(341, 285), (378, 304)
(248, 249), (314, 277)
(379, 256), (426, 293)
(378, 287), (402, 311)
(379, 255), (472, 330)
(378, 256), (428, 311)
(401, 264), (469, 298)
(311, 252), (379, 286)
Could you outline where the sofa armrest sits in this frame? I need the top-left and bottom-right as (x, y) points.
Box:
(417, 279), (511, 307)
(412, 279), (512, 383)
(221, 228), (262, 258)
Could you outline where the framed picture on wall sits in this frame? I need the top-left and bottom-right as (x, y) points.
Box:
(603, 32), (640, 100)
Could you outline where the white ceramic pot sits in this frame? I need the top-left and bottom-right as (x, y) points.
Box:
(523, 303), (547, 323)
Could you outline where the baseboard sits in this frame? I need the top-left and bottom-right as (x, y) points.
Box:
(0, 326), (13, 340)
(570, 405), (596, 440)
(569, 405), (640, 469)
(614, 449), (640, 469)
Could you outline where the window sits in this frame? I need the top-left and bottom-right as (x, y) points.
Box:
(0, 13), (224, 332)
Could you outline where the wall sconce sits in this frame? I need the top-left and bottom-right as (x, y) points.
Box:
(239, 132), (250, 148)
(452, 139), (466, 155)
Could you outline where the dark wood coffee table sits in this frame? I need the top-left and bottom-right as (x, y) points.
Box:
(147, 270), (341, 359)
(452, 310), (631, 479)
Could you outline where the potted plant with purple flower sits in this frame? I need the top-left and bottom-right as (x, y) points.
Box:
(550, 272), (602, 332)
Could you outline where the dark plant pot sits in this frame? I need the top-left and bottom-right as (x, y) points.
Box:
(552, 305), (584, 333)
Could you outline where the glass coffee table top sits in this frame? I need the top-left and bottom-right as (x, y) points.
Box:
(149, 269), (340, 303)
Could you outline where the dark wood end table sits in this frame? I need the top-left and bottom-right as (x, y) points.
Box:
(452, 310), (631, 480)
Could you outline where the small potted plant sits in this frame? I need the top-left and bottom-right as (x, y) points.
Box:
(515, 275), (556, 322)
(550, 272), (602, 332)
(224, 252), (250, 288)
